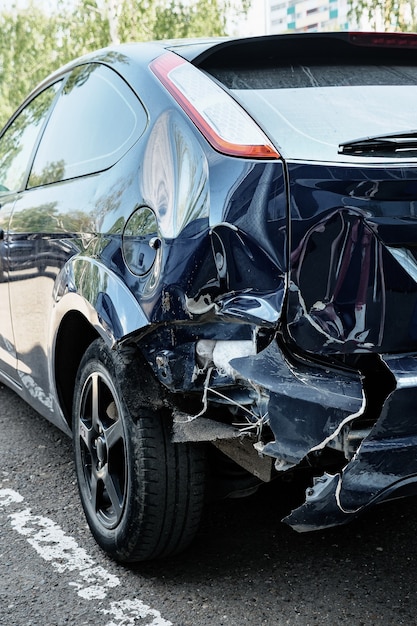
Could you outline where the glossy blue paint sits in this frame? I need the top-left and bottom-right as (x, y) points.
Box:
(2, 33), (417, 539)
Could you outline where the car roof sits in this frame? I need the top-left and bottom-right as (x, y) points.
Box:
(22, 31), (417, 112)
(38, 31), (417, 82)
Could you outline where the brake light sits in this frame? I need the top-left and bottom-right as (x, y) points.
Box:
(350, 32), (417, 49)
(150, 52), (280, 160)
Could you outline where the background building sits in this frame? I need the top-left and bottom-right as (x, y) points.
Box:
(266, 0), (351, 33)
(232, 0), (362, 38)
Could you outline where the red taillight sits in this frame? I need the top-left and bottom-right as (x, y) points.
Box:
(150, 52), (280, 160)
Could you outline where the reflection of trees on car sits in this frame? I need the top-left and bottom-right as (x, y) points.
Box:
(64, 53), (129, 95)
(11, 204), (95, 235)
(0, 86), (60, 193)
(28, 159), (66, 188)
(11, 205), (59, 232)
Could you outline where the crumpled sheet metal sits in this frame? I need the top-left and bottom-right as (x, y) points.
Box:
(284, 354), (417, 531)
(231, 340), (364, 468)
(232, 342), (417, 530)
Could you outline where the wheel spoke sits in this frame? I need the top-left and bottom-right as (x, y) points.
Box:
(78, 418), (93, 450)
(104, 416), (123, 449)
(89, 465), (100, 512)
(102, 465), (123, 518)
(90, 372), (100, 432)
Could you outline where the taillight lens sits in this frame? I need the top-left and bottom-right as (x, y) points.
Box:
(150, 52), (280, 160)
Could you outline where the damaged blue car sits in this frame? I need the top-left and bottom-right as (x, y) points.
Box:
(1, 31), (417, 561)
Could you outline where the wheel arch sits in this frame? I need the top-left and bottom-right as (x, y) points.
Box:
(54, 310), (100, 428)
(52, 257), (152, 428)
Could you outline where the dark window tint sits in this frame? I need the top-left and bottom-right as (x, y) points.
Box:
(0, 83), (60, 193)
(209, 64), (417, 89)
(28, 63), (147, 187)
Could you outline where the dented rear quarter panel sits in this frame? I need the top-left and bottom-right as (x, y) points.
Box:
(286, 162), (417, 354)
(275, 160), (417, 528)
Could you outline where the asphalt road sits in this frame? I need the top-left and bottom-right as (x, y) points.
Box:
(1, 382), (417, 626)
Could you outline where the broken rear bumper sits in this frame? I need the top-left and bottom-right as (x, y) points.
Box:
(232, 342), (417, 531)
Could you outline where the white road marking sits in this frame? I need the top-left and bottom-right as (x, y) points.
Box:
(9, 507), (120, 600)
(102, 600), (174, 626)
(0, 488), (23, 507)
(0, 488), (173, 625)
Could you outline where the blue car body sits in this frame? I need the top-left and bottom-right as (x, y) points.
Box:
(1, 32), (417, 550)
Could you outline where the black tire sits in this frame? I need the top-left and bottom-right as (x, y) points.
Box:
(72, 338), (206, 562)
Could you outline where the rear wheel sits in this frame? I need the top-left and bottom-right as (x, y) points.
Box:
(72, 339), (206, 562)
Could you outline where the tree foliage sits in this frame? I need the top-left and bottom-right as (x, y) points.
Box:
(0, 0), (250, 128)
(349, 0), (417, 31)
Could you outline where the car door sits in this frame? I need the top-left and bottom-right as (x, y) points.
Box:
(0, 84), (60, 383)
(7, 62), (147, 419)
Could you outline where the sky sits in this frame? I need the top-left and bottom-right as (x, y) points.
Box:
(229, 0), (267, 37)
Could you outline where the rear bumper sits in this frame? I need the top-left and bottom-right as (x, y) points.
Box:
(232, 343), (417, 530)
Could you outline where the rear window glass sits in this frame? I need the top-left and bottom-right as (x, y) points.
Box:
(210, 64), (417, 89)
(209, 64), (417, 162)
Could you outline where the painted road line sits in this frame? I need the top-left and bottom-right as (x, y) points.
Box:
(0, 488), (173, 626)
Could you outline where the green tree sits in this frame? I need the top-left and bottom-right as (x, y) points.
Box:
(153, 0), (241, 39)
(112, 0), (250, 43)
(0, 0), (250, 128)
(0, 0), (109, 126)
(349, 0), (417, 31)
(0, 4), (58, 125)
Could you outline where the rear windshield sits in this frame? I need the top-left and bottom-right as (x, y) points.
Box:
(209, 64), (417, 162)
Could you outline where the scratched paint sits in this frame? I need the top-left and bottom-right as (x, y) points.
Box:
(0, 489), (173, 625)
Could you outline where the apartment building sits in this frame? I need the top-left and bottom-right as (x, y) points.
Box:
(266, 0), (351, 33)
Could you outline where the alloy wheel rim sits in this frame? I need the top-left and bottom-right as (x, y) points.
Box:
(77, 371), (127, 529)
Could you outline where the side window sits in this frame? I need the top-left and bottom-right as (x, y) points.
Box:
(0, 83), (60, 193)
(28, 63), (147, 188)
